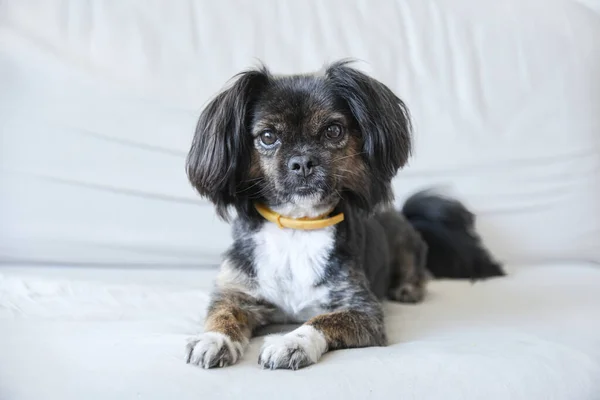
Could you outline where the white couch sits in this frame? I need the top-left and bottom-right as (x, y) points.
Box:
(1, 1), (599, 399)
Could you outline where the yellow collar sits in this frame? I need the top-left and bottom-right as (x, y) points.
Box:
(254, 203), (344, 230)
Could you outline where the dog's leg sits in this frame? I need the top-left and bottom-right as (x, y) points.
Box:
(258, 308), (385, 370)
(387, 235), (429, 304)
(186, 290), (272, 368)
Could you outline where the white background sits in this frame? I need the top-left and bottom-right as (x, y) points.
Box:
(1, 0), (599, 267)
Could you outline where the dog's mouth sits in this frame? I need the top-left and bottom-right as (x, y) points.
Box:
(269, 181), (339, 218)
(293, 184), (324, 198)
(296, 185), (314, 193)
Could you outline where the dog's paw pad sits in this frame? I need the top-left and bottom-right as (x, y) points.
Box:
(388, 283), (425, 304)
(186, 332), (245, 369)
(258, 325), (327, 370)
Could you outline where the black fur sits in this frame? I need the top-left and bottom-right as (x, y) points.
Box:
(326, 60), (412, 208)
(402, 190), (505, 279)
(186, 67), (271, 220)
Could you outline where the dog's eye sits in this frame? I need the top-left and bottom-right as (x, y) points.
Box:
(259, 130), (278, 147)
(324, 124), (343, 140)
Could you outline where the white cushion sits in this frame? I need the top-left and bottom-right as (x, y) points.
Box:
(1, 0), (599, 265)
(1, 263), (599, 399)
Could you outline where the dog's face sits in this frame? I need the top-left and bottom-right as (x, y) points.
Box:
(248, 78), (367, 217)
(187, 61), (412, 220)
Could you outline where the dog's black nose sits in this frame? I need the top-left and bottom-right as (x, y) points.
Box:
(287, 155), (317, 177)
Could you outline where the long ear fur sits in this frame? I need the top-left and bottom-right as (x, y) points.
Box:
(326, 60), (412, 206)
(186, 67), (270, 220)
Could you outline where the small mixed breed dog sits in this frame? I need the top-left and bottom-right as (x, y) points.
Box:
(185, 60), (504, 370)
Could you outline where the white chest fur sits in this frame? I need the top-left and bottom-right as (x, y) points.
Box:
(252, 223), (335, 322)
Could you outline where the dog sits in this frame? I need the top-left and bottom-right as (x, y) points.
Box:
(184, 60), (504, 370)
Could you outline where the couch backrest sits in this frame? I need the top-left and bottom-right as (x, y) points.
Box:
(1, 0), (599, 266)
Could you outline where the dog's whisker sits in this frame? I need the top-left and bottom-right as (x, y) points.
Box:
(254, 186), (276, 198)
(236, 178), (264, 194)
(336, 168), (363, 178)
(331, 152), (365, 163)
(333, 169), (361, 179)
(245, 177), (265, 182)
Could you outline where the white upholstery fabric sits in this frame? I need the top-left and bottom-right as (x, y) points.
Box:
(1, 0), (599, 266)
(1, 263), (600, 400)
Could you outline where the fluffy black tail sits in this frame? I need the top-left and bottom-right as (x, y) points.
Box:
(401, 190), (505, 280)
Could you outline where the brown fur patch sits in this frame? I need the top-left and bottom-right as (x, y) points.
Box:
(306, 111), (346, 137)
(248, 151), (262, 181)
(334, 134), (368, 194)
(204, 290), (273, 343)
(204, 304), (250, 343)
(307, 310), (386, 350)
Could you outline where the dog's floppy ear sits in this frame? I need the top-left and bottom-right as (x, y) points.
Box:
(326, 60), (412, 185)
(186, 67), (270, 220)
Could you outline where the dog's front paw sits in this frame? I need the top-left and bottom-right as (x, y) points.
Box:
(186, 332), (246, 368)
(258, 325), (327, 370)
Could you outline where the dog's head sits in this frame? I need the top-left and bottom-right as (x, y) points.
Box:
(186, 60), (412, 220)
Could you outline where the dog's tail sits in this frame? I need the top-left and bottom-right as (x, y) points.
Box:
(401, 189), (505, 280)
